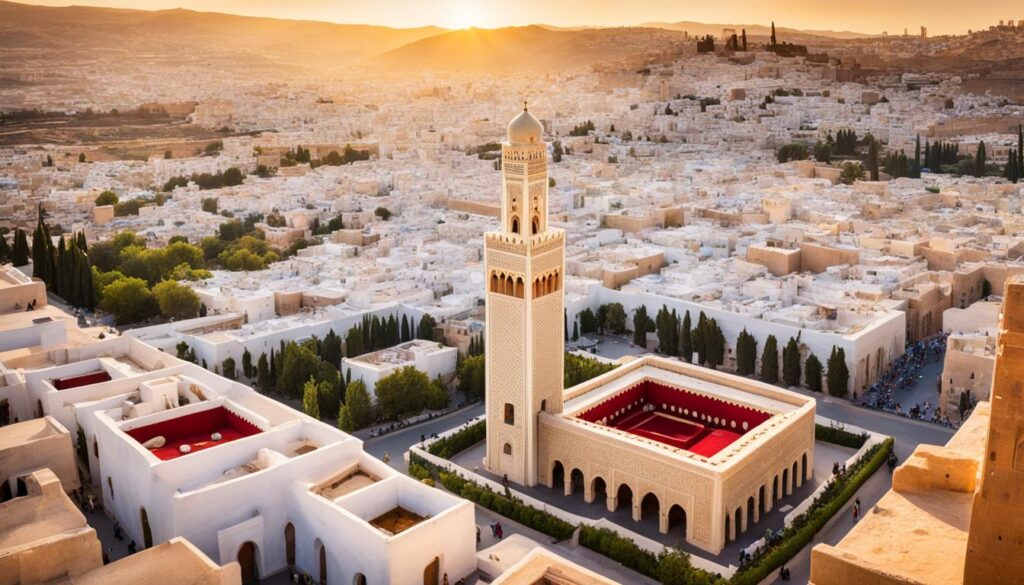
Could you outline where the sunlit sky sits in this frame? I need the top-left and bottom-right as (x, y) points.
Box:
(24, 0), (1023, 35)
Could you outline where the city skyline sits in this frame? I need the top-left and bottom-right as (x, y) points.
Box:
(16, 0), (1024, 35)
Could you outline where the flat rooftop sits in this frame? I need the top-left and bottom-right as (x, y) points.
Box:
(124, 405), (263, 461)
(369, 506), (428, 537)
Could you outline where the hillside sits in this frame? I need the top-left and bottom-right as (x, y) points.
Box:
(0, 0), (444, 64)
(641, 21), (875, 43)
(371, 25), (690, 73)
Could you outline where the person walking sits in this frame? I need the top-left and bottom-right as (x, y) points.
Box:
(476, 525), (481, 544)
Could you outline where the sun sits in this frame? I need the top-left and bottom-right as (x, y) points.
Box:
(443, 0), (487, 30)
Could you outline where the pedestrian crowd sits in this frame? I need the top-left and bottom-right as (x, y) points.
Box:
(860, 334), (956, 426)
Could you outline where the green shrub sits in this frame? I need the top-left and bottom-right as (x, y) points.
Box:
(579, 526), (660, 579)
(815, 423), (869, 449)
(729, 438), (893, 585)
(427, 420), (486, 459)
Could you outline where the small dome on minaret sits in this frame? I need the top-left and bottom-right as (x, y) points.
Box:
(507, 102), (543, 145)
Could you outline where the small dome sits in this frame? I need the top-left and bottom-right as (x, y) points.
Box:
(508, 106), (543, 145)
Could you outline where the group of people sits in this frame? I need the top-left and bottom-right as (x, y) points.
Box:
(13, 298), (38, 311)
(72, 487), (96, 513)
(860, 334), (954, 426)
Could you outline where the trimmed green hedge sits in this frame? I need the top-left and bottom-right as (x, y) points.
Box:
(427, 420), (486, 459)
(436, 468), (575, 540)
(815, 423), (869, 449)
(729, 438), (894, 585)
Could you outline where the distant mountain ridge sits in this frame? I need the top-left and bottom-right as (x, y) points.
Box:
(0, 0), (445, 63)
(640, 21), (876, 41)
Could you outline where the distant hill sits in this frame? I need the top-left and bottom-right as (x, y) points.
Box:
(371, 25), (690, 73)
(0, 0), (444, 63)
(641, 21), (876, 42)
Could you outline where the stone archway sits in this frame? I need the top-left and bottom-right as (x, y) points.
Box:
(615, 483), (633, 513)
(569, 468), (584, 496)
(285, 522), (295, 566)
(551, 461), (565, 491)
(668, 504), (687, 539)
(640, 492), (660, 522)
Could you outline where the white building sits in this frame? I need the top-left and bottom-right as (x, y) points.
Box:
(342, 339), (458, 393)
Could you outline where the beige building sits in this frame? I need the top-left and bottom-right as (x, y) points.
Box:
(1, 416), (80, 498)
(810, 277), (1024, 585)
(483, 109), (815, 555)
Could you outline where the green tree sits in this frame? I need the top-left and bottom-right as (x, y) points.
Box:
(564, 353), (617, 388)
(302, 377), (321, 419)
(839, 161), (863, 185)
(679, 310), (693, 362)
(693, 312), (708, 364)
(782, 337), (801, 387)
(579, 308), (598, 335)
(760, 335), (779, 384)
(776, 143), (808, 163)
(826, 346), (850, 397)
(222, 167), (244, 186)
(345, 325), (364, 358)
(704, 318), (725, 369)
(242, 348), (253, 379)
(867, 139), (880, 181)
(457, 355), (486, 401)
(94, 190), (118, 206)
(632, 305), (653, 348)
(99, 277), (156, 324)
(256, 353), (271, 391)
(416, 314), (439, 341)
(602, 303), (627, 335)
(374, 207), (392, 221)
(222, 357), (237, 380)
(975, 141), (986, 178)
(375, 366), (431, 421)
(813, 141), (832, 163)
(152, 280), (200, 320)
(201, 198), (219, 214)
(276, 343), (321, 397)
(425, 376), (450, 410)
(12, 228), (30, 266)
(321, 329), (343, 368)
(339, 379), (374, 431)
(805, 354), (823, 392)
(735, 329), (757, 376)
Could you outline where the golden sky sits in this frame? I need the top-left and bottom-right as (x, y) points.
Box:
(25, 0), (1024, 35)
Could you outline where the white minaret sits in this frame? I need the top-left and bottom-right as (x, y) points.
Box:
(483, 104), (565, 486)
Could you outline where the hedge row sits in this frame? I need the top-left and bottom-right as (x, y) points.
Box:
(728, 437), (894, 585)
(815, 423), (869, 449)
(427, 420), (486, 459)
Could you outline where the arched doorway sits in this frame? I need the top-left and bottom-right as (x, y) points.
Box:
(792, 462), (799, 490)
(285, 523), (295, 566)
(569, 469), (584, 496)
(802, 453), (809, 482)
(640, 493), (660, 522)
(551, 461), (565, 491)
(317, 540), (327, 585)
(782, 468), (789, 496)
(772, 476), (779, 501)
(0, 478), (11, 502)
(616, 484), (633, 513)
(668, 504), (687, 539)
(591, 476), (607, 504)
(747, 496), (756, 526)
(353, 574), (366, 585)
(423, 556), (440, 585)
(735, 507), (743, 535)
(724, 513), (731, 542)
(758, 485), (766, 517)
(140, 507), (153, 549)
(237, 541), (258, 584)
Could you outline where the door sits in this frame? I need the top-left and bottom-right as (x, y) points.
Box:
(237, 542), (257, 584)
(423, 556), (440, 585)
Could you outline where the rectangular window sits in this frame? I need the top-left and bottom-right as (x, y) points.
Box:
(504, 403), (515, 425)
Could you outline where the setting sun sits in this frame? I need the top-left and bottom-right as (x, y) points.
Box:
(442, 0), (488, 29)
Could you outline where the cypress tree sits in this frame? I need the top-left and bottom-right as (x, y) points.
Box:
(401, 314), (410, 342)
(913, 134), (921, 177)
(694, 312), (708, 364)
(760, 335), (779, 384)
(736, 329), (757, 376)
(782, 337), (801, 387)
(867, 139), (880, 181)
(572, 321), (579, 342)
(705, 318), (724, 370)
(975, 141), (986, 178)
(55, 236), (66, 296)
(826, 346), (850, 397)
(680, 311), (692, 363)
(0, 231), (9, 264)
(804, 354), (823, 392)
(1018, 124), (1023, 179)
(12, 228), (30, 266)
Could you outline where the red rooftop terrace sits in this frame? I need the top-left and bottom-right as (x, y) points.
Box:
(125, 405), (262, 461)
(574, 380), (772, 458)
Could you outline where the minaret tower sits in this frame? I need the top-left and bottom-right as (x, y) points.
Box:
(964, 278), (1024, 584)
(484, 104), (565, 486)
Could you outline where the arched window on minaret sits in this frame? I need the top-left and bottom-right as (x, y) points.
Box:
(515, 277), (525, 299)
(531, 216), (539, 235)
(490, 272), (499, 293)
(511, 216), (520, 235)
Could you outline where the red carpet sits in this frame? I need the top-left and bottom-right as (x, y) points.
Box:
(126, 406), (261, 461)
(575, 380), (769, 457)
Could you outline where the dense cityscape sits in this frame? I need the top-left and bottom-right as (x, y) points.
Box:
(1, 2), (1023, 584)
